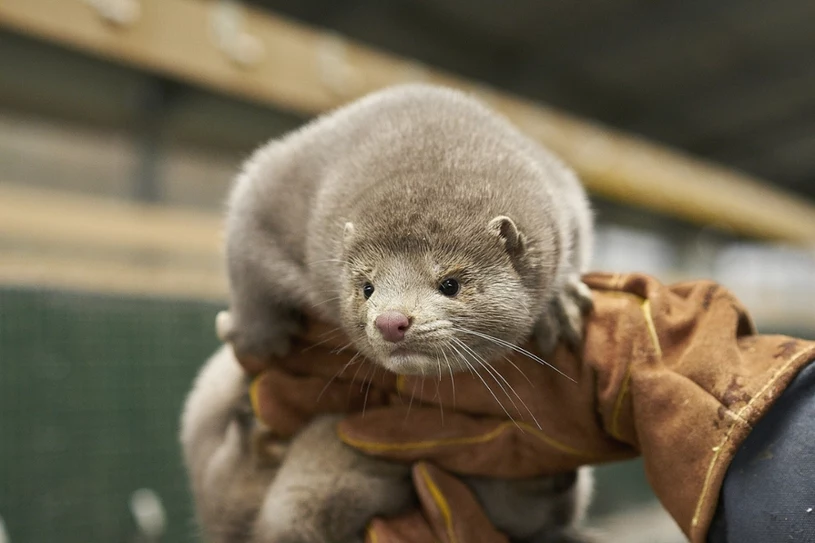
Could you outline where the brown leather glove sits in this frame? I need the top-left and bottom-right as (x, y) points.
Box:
(237, 271), (815, 543)
(364, 462), (509, 543)
(235, 332), (508, 542)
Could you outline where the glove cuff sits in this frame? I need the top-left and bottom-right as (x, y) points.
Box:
(583, 272), (815, 542)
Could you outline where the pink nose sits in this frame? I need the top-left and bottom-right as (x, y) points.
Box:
(375, 311), (411, 343)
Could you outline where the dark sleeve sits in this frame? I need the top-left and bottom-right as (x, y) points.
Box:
(707, 359), (815, 543)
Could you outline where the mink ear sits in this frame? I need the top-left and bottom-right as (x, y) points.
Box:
(488, 215), (526, 256)
(342, 222), (356, 249)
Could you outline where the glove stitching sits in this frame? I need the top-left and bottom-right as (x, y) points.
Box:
(417, 463), (457, 543)
(249, 375), (263, 424)
(365, 525), (379, 543)
(337, 420), (600, 459)
(602, 293), (662, 441)
(690, 344), (815, 534)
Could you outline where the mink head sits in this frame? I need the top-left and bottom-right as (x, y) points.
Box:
(337, 210), (560, 376)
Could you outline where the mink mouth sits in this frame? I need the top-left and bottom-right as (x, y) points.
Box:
(379, 349), (434, 375)
(389, 347), (418, 357)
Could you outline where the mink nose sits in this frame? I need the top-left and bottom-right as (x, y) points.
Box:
(375, 311), (411, 343)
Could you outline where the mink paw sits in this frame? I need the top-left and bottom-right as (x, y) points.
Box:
(534, 276), (593, 357)
(216, 309), (303, 363)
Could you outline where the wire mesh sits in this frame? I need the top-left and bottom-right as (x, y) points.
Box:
(0, 286), (222, 543)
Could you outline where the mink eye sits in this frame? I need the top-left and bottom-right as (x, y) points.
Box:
(362, 282), (375, 299)
(438, 278), (460, 297)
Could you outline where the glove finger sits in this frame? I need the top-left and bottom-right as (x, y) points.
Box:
(250, 368), (392, 437)
(339, 406), (601, 478)
(412, 462), (509, 543)
(364, 511), (437, 543)
(233, 332), (400, 396)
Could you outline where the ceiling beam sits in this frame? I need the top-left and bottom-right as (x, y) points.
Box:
(1, 0), (815, 244)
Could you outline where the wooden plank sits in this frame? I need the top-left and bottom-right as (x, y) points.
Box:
(0, 183), (223, 258)
(0, 250), (228, 301)
(0, 183), (227, 300)
(1, 0), (815, 244)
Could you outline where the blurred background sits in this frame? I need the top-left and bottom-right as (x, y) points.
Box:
(1, 1), (814, 542)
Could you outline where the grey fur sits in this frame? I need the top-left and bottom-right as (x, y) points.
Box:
(184, 84), (598, 542)
(180, 345), (416, 543)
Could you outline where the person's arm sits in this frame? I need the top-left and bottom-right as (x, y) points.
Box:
(708, 359), (815, 543)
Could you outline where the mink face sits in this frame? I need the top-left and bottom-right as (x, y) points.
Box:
(338, 218), (554, 376)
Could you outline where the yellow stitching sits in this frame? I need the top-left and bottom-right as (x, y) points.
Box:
(691, 345), (815, 529)
(249, 376), (263, 422)
(609, 366), (632, 440)
(597, 290), (643, 301)
(641, 300), (663, 359)
(338, 420), (597, 458)
(418, 463), (457, 543)
(366, 524), (378, 543)
(610, 296), (661, 439)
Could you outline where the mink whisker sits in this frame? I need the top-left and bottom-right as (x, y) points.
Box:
(316, 351), (361, 403)
(454, 338), (528, 429)
(361, 364), (377, 417)
(319, 326), (342, 337)
(432, 347), (444, 425)
(482, 358), (540, 429)
(331, 342), (355, 355)
(441, 346), (456, 409)
(451, 327), (575, 383)
(311, 296), (342, 308)
(450, 338), (518, 428)
(302, 330), (344, 352)
(502, 355), (535, 387)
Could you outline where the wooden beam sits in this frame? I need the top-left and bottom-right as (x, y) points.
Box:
(1, 0), (815, 244)
(0, 183), (227, 301)
(0, 183), (223, 258)
(0, 251), (228, 302)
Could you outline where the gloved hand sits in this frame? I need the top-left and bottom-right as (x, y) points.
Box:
(364, 462), (509, 543)
(226, 324), (511, 542)
(232, 272), (815, 543)
(335, 272), (815, 542)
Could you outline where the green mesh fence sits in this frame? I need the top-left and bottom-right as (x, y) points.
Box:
(0, 286), (222, 543)
(0, 286), (659, 543)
